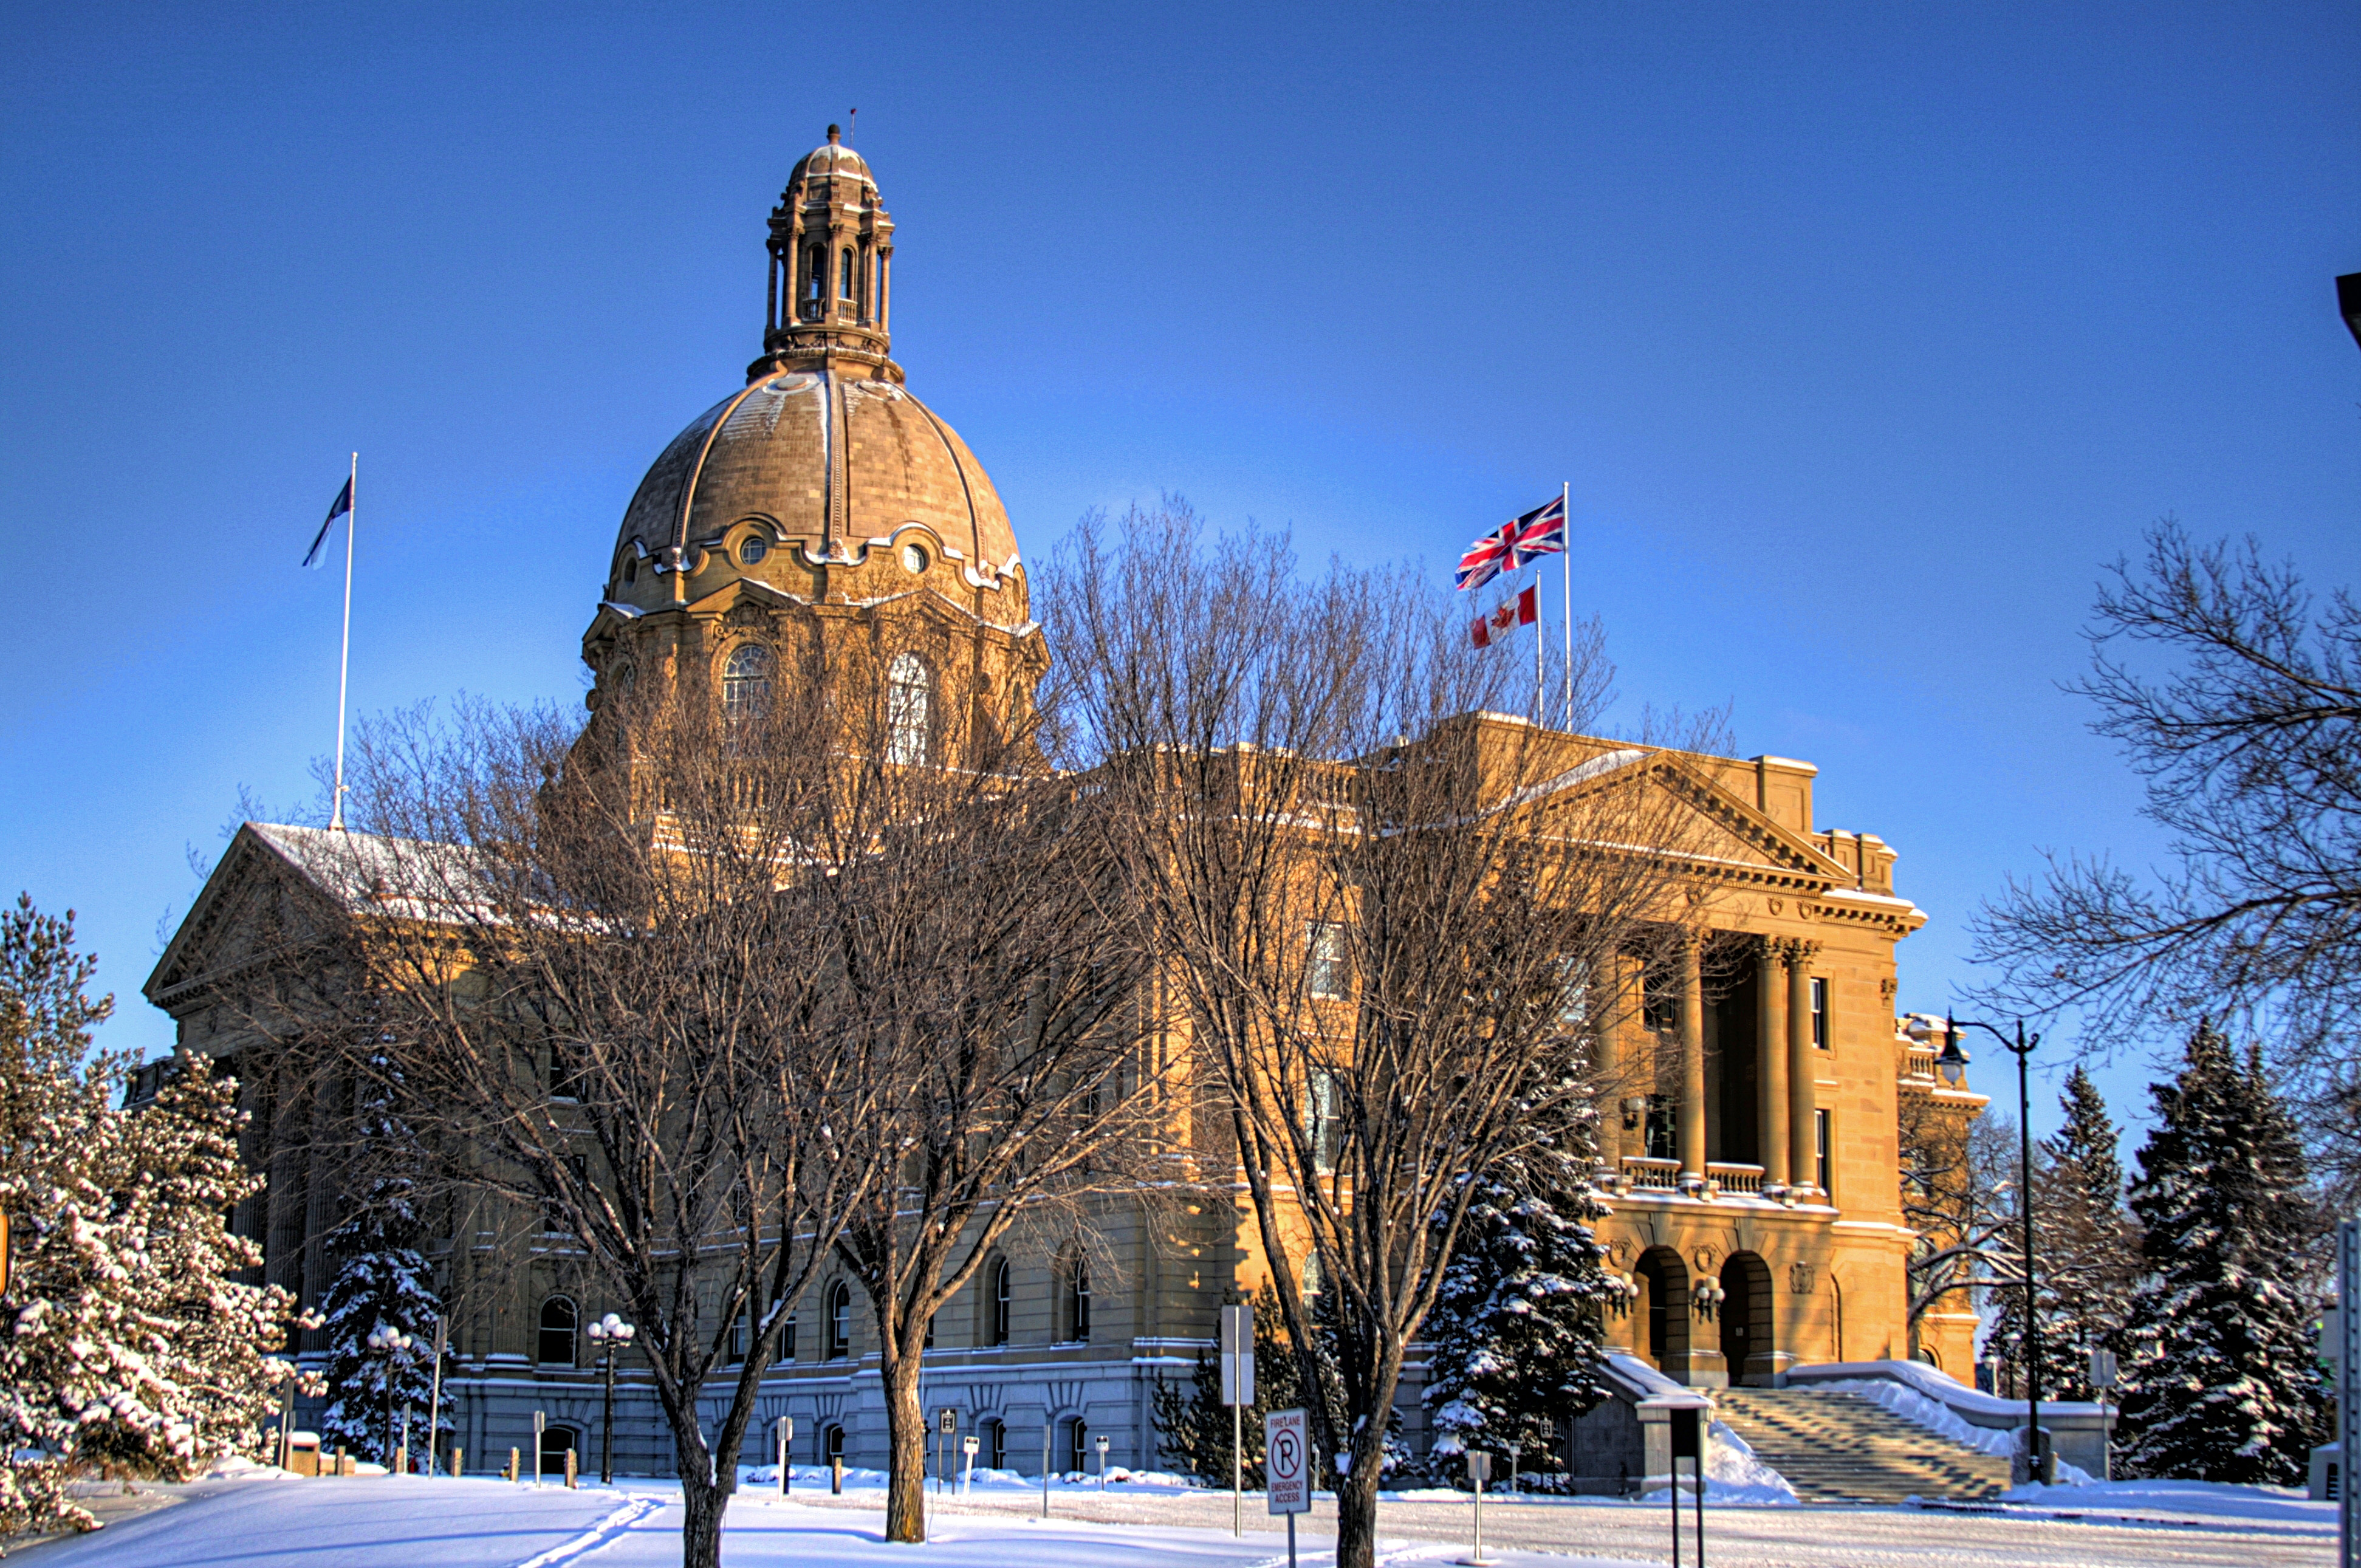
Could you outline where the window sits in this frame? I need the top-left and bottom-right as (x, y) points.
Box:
(542, 1154), (587, 1234)
(1644, 1094), (1677, 1160)
(1555, 957), (1589, 1029)
(1811, 977), (1829, 1048)
(783, 1315), (797, 1360)
(739, 536), (767, 565)
(901, 541), (928, 574)
(826, 1281), (852, 1360)
(1642, 965), (1680, 1032)
(1069, 1418), (1089, 1476)
(539, 1424), (577, 1476)
(824, 1423), (846, 1462)
(990, 1258), (1012, 1346)
(805, 248), (823, 303)
(722, 645), (772, 719)
(1306, 922), (1349, 1000)
(730, 1309), (749, 1363)
(1300, 1250), (1323, 1305)
(886, 652), (929, 765)
(538, 1296), (578, 1366)
(548, 1038), (583, 1101)
(985, 1419), (1006, 1470)
(840, 247), (856, 300)
(1815, 1108), (1832, 1195)
(1063, 1255), (1091, 1344)
(1307, 1070), (1342, 1173)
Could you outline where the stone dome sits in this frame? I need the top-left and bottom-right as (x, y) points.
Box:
(612, 366), (1021, 588)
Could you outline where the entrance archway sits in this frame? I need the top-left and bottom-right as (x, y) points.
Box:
(1719, 1253), (1775, 1385)
(1633, 1246), (1690, 1377)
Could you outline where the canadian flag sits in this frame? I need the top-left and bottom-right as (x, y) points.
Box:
(1470, 585), (1537, 648)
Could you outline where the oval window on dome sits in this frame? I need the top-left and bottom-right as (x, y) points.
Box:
(901, 542), (928, 575)
(739, 536), (767, 566)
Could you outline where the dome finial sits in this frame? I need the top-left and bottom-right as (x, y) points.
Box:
(826, 123), (841, 144)
(756, 132), (896, 380)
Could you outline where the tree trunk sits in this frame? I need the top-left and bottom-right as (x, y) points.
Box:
(882, 1350), (930, 1542)
(678, 1470), (725, 1568)
(1333, 1441), (1385, 1568)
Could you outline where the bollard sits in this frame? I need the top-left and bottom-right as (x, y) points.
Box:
(336, 1447), (349, 1478)
(510, 1446), (521, 1484)
(831, 1454), (843, 1496)
(566, 1448), (578, 1488)
(453, 1446), (463, 1479)
(395, 1444), (406, 1477)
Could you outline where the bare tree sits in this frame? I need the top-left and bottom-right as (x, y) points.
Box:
(1044, 503), (1713, 1568)
(1973, 522), (2361, 1195)
(796, 625), (1163, 1543)
(324, 671), (889, 1568)
(1897, 1086), (2017, 1341)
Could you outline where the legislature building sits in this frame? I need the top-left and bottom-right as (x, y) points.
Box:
(145, 129), (1990, 1485)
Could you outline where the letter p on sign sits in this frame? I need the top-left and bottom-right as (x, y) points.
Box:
(1265, 1408), (1310, 1515)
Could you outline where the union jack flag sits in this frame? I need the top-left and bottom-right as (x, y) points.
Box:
(1505, 493), (1568, 567)
(1454, 522), (1515, 592)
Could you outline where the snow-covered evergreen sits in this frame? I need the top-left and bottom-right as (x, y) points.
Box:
(2114, 1026), (2331, 1484)
(0, 897), (295, 1540)
(1418, 1122), (1612, 1473)
(1986, 1066), (2141, 1400)
(315, 1055), (451, 1464)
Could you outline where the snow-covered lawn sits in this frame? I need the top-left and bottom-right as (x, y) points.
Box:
(9, 1469), (2338, 1567)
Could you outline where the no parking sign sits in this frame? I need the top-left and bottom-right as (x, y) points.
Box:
(1265, 1408), (1309, 1515)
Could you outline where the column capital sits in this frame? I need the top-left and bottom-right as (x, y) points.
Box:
(1773, 936), (1821, 968)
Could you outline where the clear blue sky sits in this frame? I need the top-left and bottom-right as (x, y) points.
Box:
(4, 2), (2356, 1145)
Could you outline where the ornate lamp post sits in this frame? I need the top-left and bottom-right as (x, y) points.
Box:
(1947, 1013), (2050, 1484)
(366, 1324), (414, 1469)
(586, 1312), (636, 1484)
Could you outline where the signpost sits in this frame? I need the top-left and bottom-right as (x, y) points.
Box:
(2337, 1217), (2358, 1568)
(1462, 1450), (1493, 1566)
(961, 1433), (978, 1496)
(937, 1408), (956, 1496)
(1668, 1406), (1705, 1568)
(1266, 1407), (1309, 1568)
(532, 1410), (546, 1487)
(1220, 1303), (1255, 1538)
(776, 1416), (793, 1495)
(2088, 1347), (2119, 1481)
(1095, 1433), (1110, 1490)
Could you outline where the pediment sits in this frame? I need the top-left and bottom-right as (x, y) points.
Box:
(144, 824), (342, 1013)
(1511, 748), (1848, 892)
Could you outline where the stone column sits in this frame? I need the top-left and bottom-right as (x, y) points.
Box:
(1757, 939), (1790, 1192)
(1591, 951), (1625, 1173)
(1787, 941), (1821, 1197)
(1677, 934), (1707, 1187)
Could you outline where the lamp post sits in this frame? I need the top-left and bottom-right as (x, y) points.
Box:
(1948, 1012), (2049, 1484)
(366, 1324), (414, 1470)
(585, 1312), (636, 1485)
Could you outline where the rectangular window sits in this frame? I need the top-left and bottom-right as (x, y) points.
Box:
(1642, 965), (1679, 1033)
(1811, 977), (1829, 1049)
(1555, 957), (1589, 1029)
(730, 1310), (749, 1364)
(1306, 922), (1350, 1001)
(1645, 1094), (1678, 1160)
(549, 1038), (584, 1101)
(783, 1316), (797, 1361)
(1308, 1070), (1342, 1173)
(1815, 1108), (1832, 1196)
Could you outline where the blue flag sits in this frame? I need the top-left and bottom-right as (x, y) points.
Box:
(303, 478), (352, 568)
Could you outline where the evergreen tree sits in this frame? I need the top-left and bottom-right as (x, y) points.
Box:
(1151, 1286), (1340, 1487)
(0, 897), (295, 1540)
(1986, 1067), (2141, 1400)
(315, 1052), (452, 1465)
(1417, 1136), (1612, 1477)
(2114, 1026), (2331, 1483)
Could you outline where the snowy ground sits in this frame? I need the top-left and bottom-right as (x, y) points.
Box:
(9, 1469), (2337, 1566)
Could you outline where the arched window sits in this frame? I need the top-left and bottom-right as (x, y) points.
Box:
(540, 1423), (577, 1476)
(840, 247), (856, 300)
(1063, 1253), (1091, 1344)
(722, 645), (772, 719)
(886, 653), (929, 765)
(984, 1419), (1006, 1470)
(1068, 1417), (1089, 1476)
(823, 1423), (846, 1462)
(538, 1296), (578, 1365)
(826, 1281), (852, 1360)
(990, 1258), (1012, 1346)
(805, 247), (823, 302)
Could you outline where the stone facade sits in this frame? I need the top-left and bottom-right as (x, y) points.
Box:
(143, 131), (1984, 1481)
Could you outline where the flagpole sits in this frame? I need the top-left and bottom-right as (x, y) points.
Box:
(1533, 561), (1544, 721)
(1560, 482), (1572, 725)
(330, 451), (355, 831)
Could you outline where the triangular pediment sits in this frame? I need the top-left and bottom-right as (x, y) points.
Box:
(1507, 745), (1848, 892)
(144, 824), (345, 1013)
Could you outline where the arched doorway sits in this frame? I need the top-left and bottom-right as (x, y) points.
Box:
(540, 1423), (577, 1479)
(1719, 1253), (1775, 1385)
(1633, 1246), (1690, 1378)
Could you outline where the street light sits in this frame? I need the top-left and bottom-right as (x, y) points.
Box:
(1948, 1012), (2051, 1484)
(585, 1312), (636, 1485)
(366, 1324), (414, 1471)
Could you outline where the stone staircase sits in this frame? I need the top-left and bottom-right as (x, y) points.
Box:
(1713, 1387), (2012, 1505)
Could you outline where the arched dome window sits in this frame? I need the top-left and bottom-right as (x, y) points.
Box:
(886, 653), (929, 765)
(840, 247), (857, 301)
(723, 645), (772, 719)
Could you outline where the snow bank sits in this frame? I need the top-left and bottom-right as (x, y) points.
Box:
(737, 1462), (1205, 1494)
(1636, 1421), (1798, 1507)
(1999, 1477), (2335, 1533)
